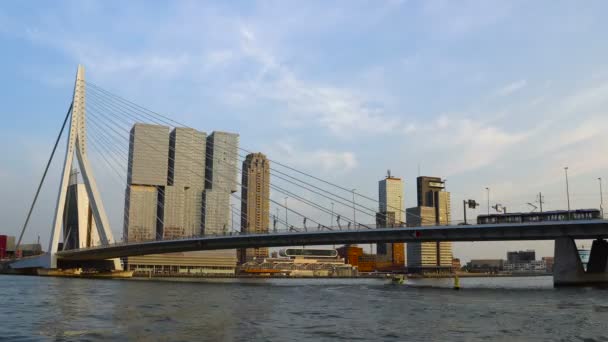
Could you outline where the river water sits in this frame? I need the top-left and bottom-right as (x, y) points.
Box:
(1, 275), (607, 341)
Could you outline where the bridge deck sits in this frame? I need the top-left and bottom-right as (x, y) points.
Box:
(55, 220), (608, 261)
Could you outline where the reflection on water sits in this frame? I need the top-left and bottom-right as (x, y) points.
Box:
(1, 275), (607, 341)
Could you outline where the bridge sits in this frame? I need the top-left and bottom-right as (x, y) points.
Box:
(6, 65), (608, 286)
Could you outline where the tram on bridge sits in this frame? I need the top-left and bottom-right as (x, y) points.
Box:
(477, 209), (601, 225)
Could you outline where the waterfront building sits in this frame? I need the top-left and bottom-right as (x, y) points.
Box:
(124, 124), (170, 242)
(406, 176), (453, 273)
(376, 172), (405, 267)
(203, 131), (239, 235)
(127, 124), (170, 186)
(168, 128), (206, 237)
(238, 153), (270, 264)
(124, 185), (158, 241)
(126, 250), (237, 276)
(503, 260), (547, 273)
(468, 259), (504, 273)
(507, 250), (535, 264)
(578, 247), (590, 270)
(542, 256), (554, 273)
(240, 248), (356, 277)
(123, 124), (237, 272)
(0, 235), (10, 259)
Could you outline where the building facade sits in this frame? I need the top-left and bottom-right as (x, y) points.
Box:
(123, 124), (237, 272)
(124, 124), (170, 242)
(203, 131), (239, 235)
(377, 172), (406, 267)
(406, 176), (453, 273)
(238, 153), (270, 264)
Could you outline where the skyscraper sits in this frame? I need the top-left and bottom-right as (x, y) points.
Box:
(124, 124), (170, 242)
(203, 131), (239, 235)
(407, 176), (453, 273)
(123, 124), (237, 273)
(376, 171), (405, 266)
(238, 153), (270, 264)
(167, 128), (206, 237)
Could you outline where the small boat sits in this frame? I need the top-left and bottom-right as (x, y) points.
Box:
(390, 274), (406, 285)
(37, 268), (82, 277)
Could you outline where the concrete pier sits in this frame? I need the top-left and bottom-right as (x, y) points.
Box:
(553, 237), (608, 286)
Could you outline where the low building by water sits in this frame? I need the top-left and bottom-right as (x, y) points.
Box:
(125, 250), (237, 276)
(240, 248), (357, 277)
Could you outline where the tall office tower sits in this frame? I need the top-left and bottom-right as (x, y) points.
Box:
(63, 170), (100, 250)
(127, 124), (170, 186)
(205, 131), (239, 193)
(407, 176), (453, 273)
(377, 171), (405, 265)
(238, 153), (270, 264)
(123, 124), (238, 273)
(124, 124), (170, 242)
(169, 128), (206, 188)
(166, 128), (206, 237)
(158, 186), (186, 239)
(203, 131), (239, 235)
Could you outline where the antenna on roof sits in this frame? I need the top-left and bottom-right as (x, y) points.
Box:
(387, 169), (391, 178)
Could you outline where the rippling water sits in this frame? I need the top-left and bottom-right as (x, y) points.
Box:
(1, 275), (608, 341)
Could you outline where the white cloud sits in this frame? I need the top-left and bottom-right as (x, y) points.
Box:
(266, 141), (358, 174)
(225, 26), (403, 138)
(495, 79), (527, 97)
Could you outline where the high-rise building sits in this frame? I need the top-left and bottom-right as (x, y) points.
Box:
(379, 172), (404, 223)
(205, 131), (239, 193)
(123, 124), (237, 273)
(407, 176), (453, 273)
(376, 171), (405, 267)
(127, 124), (170, 186)
(238, 153), (270, 264)
(124, 124), (170, 242)
(169, 128), (206, 188)
(124, 185), (159, 241)
(203, 131), (239, 235)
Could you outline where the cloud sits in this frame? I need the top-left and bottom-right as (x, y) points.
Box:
(266, 141), (358, 174)
(495, 79), (527, 97)
(224, 26), (404, 138)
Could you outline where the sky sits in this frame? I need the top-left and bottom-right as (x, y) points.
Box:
(1, 0), (608, 262)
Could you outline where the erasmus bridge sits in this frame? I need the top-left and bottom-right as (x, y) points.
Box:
(7, 66), (608, 286)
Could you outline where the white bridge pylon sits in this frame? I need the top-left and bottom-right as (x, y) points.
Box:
(45, 65), (118, 269)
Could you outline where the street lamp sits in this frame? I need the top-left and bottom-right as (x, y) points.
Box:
(230, 204), (235, 232)
(599, 177), (604, 219)
(352, 189), (357, 230)
(284, 197), (289, 230)
(485, 187), (490, 216)
(398, 195), (402, 226)
(564, 167), (571, 220)
(330, 202), (335, 229)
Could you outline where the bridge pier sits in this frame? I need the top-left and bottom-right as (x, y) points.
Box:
(553, 237), (608, 286)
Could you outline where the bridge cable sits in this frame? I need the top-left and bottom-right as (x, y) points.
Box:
(16, 102), (73, 252)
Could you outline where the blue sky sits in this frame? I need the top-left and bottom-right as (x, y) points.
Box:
(1, 1), (608, 261)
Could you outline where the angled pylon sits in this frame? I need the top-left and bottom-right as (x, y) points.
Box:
(47, 65), (119, 269)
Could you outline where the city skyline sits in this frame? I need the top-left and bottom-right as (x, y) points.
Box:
(1, 2), (608, 262)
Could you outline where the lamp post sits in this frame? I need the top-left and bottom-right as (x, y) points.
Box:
(352, 189), (357, 230)
(330, 202), (335, 229)
(599, 177), (604, 219)
(398, 195), (402, 226)
(485, 187), (490, 216)
(230, 204), (235, 233)
(564, 167), (571, 220)
(284, 197), (289, 230)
